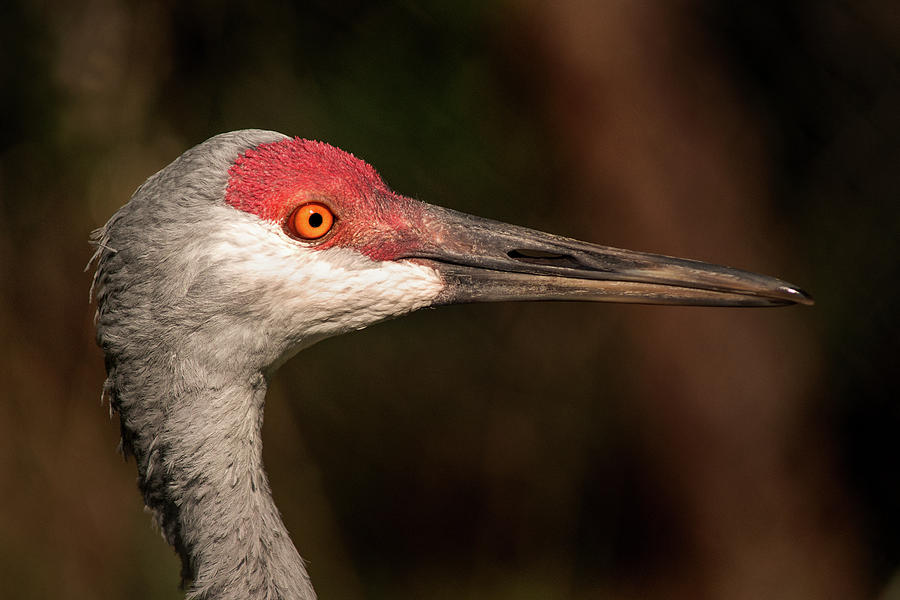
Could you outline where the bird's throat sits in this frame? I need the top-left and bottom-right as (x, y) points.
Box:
(112, 364), (316, 599)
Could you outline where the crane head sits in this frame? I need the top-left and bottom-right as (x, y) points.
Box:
(93, 130), (811, 373)
(91, 129), (812, 599)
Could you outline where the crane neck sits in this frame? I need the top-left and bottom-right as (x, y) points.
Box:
(111, 359), (315, 600)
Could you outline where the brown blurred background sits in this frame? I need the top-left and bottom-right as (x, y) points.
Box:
(1, 1), (898, 598)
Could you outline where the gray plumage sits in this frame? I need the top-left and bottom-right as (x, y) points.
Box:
(92, 129), (811, 600)
(94, 131), (315, 599)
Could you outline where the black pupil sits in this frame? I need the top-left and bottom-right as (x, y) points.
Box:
(308, 212), (324, 228)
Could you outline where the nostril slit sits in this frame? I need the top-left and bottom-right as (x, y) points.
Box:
(509, 249), (564, 259)
(508, 249), (582, 268)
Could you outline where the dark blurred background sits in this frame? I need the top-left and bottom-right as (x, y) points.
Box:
(1, 1), (898, 598)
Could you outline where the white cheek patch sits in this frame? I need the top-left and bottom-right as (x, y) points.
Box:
(209, 214), (445, 346)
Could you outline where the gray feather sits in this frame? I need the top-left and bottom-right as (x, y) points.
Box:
(93, 130), (316, 600)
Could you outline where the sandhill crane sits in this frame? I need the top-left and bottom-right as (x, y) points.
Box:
(91, 130), (812, 599)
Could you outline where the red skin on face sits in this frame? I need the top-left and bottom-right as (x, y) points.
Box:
(226, 137), (429, 262)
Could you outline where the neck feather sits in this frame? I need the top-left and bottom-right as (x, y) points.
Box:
(109, 355), (315, 600)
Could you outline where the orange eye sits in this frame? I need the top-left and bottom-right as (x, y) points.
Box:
(288, 203), (334, 240)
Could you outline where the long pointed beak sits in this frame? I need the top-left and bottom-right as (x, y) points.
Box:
(405, 204), (813, 307)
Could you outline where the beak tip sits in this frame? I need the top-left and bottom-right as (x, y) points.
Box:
(780, 285), (815, 306)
